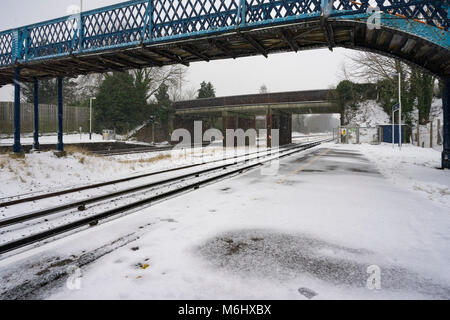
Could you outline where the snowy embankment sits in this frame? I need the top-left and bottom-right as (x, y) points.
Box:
(347, 143), (450, 208)
(348, 100), (390, 128)
(0, 150), (139, 198)
(345, 100), (390, 144)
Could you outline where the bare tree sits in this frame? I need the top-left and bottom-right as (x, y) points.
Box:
(259, 84), (268, 94)
(344, 51), (408, 85)
(131, 65), (187, 102)
(181, 87), (198, 101)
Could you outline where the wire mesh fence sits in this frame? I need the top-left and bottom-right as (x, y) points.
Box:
(0, 102), (89, 136)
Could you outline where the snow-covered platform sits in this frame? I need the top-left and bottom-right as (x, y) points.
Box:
(0, 143), (449, 299)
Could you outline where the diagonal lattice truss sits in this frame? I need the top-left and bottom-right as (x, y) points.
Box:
(0, 0), (448, 67)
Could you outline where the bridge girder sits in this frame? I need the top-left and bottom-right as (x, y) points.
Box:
(0, 1), (447, 86)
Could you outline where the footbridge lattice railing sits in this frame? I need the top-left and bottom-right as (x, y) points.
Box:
(0, 0), (448, 68)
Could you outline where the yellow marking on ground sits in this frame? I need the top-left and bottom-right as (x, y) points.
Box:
(276, 148), (332, 184)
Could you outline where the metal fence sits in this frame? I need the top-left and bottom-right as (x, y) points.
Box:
(0, 102), (89, 135)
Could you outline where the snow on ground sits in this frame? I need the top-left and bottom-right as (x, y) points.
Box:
(43, 144), (449, 299)
(351, 143), (450, 208)
(0, 133), (106, 146)
(0, 146), (196, 198)
(0, 149), (138, 198)
(1, 141), (448, 300)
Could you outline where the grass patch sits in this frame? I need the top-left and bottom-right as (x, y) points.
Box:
(119, 153), (171, 165)
(9, 152), (25, 159)
(65, 145), (90, 155)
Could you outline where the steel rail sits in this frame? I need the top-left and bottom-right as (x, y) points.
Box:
(90, 142), (212, 156)
(0, 142), (298, 208)
(0, 140), (329, 256)
(0, 141), (310, 228)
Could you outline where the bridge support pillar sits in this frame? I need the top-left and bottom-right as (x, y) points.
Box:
(279, 111), (292, 146)
(13, 67), (21, 154)
(33, 78), (40, 151)
(168, 114), (175, 142)
(443, 77), (450, 169)
(266, 108), (273, 148)
(222, 112), (256, 147)
(57, 77), (64, 152)
(266, 109), (292, 147)
(222, 111), (237, 147)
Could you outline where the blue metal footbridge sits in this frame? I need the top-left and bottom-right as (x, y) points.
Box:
(0, 0), (449, 167)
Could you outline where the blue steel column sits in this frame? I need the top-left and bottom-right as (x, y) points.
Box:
(57, 77), (64, 152)
(13, 67), (21, 153)
(442, 77), (450, 169)
(33, 78), (40, 150)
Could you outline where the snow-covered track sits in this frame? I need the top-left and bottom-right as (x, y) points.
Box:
(0, 139), (330, 257)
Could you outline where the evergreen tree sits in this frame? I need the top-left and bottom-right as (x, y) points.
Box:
(410, 68), (434, 124)
(154, 83), (173, 141)
(94, 71), (149, 134)
(197, 81), (216, 99)
(22, 78), (79, 105)
(154, 83), (172, 124)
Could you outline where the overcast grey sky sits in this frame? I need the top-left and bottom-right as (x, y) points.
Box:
(0, 0), (352, 101)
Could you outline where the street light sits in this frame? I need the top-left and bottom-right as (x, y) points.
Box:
(398, 72), (402, 150)
(149, 115), (156, 145)
(89, 97), (96, 140)
(390, 72), (402, 149)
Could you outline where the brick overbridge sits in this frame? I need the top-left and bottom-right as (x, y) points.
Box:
(172, 89), (338, 147)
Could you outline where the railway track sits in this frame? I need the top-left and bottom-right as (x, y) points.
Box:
(0, 139), (330, 257)
(90, 136), (329, 156)
(90, 142), (211, 156)
(90, 145), (174, 156)
(0, 142), (297, 207)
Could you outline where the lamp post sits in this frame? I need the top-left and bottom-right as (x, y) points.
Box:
(392, 102), (399, 149)
(391, 72), (402, 149)
(398, 72), (402, 149)
(149, 115), (155, 145)
(89, 97), (96, 140)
